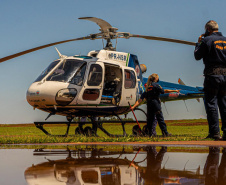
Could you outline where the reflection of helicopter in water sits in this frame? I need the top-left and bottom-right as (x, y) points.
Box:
(25, 148), (142, 185)
(24, 146), (206, 185)
(0, 17), (204, 137)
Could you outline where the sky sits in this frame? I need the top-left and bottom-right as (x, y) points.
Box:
(0, 0), (226, 124)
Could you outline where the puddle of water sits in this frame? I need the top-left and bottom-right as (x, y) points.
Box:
(0, 145), (226, 185)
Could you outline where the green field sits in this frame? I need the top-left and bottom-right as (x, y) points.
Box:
(0, 119), (219, 144)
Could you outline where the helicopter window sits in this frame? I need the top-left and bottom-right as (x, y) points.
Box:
(87, 64), (103, 86)
(34, 60), (60, 82)
(70, 63), (87, 86)
(124, 70), (136, 89)
(81, 170), (98, 183)
(74, 55), (92, 59)
(54, 169), (76, 183)
(83, 89), (100, 100)
(46, 59), (86, 82)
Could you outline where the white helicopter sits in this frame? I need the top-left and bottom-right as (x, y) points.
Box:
(0, 17), (203, 137)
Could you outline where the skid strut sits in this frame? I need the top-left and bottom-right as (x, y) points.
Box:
(35, 122), (72, 137)
(96, 114), (127, 137)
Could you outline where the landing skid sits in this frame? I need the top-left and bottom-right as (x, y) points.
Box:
(34, 120), (147, 137)
(34, 108), (147, 137)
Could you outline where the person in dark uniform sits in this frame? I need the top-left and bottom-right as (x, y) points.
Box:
(131, 73), (180, 137)
(194, 20), (226, 140)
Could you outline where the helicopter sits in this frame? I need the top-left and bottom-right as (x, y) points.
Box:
(0, 17), (204, 137)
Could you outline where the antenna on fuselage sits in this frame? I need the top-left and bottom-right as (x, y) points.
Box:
(163, 102), (169, 115)
(183, 100), (189, 112)
(55, 47), (66, 58)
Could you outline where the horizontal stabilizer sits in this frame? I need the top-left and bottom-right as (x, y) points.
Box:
(178, 78), (200, 103)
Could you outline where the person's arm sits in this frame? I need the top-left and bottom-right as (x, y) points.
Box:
(164, 89), (180, 93)
(131, 98), (143, 110)
(194, 36), (208, 60)
(131, 91), (146, 109)
(156, 84), (180, 94)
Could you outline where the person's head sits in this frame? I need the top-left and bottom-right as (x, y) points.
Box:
(205, 20), (219, 35)
(145, 73), (159, 91)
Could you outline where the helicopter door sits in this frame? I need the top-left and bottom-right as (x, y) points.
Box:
(121, 68), (137, 106)
(77, 62), (104, 105)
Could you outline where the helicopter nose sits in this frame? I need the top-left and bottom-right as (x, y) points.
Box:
(26, 82), (78, 108)
(26, 83), (45, 107)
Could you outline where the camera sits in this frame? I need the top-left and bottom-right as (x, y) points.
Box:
(203, 29), (210, 37)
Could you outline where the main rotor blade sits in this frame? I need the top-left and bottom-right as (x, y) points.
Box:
(79, 17), (115, 33)
(0, 36), (91, 63)
(130, 34), (195, 46)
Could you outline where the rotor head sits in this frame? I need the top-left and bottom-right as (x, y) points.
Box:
(79, 17), (131, 50)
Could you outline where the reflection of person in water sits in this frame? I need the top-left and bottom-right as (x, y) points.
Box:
(204, 147), (220, 185)
(218, 148), (226, 185)
(204, 147), (226, 185)
(142, 146), (167, 185)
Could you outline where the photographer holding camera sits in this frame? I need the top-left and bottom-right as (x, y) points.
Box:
(194, 20), (226, 140)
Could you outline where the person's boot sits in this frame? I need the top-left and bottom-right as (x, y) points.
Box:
(162, 131), (172, 137)
(205, 132), (222, 141)
(211, 133), (222, 140)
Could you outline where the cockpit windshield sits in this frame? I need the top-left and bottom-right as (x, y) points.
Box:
(35, 60), (60, 82)
(35, 59), (86, 84)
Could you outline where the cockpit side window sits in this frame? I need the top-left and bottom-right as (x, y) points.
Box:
(87, 64), (103, 86)
(70, 63), (87, 86)
(124, 70), (136, 89)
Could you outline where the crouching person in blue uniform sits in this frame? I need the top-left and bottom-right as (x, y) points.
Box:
(194, 20), (226, 140)
(131, 73), (180, 137)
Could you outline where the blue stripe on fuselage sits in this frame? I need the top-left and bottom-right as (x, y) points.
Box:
(127, 54), (145, 99)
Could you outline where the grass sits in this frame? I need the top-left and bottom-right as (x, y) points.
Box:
(0, 119), (219, 144)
